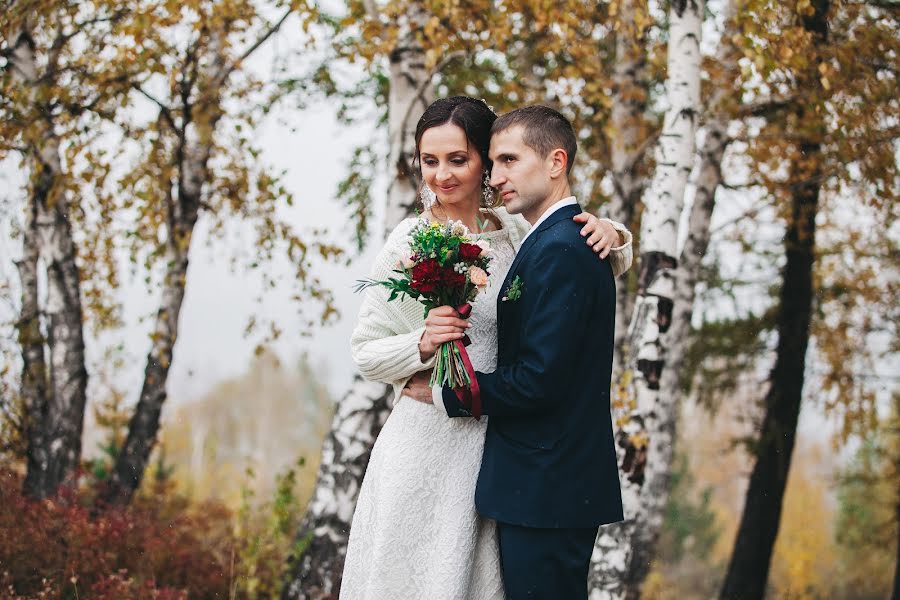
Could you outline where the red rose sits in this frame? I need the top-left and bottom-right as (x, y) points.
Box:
(458, 243), (482, 261)
(415, 280), (437, 293)
(411, 258), (441, 293)
(442, 269), (466, 288)
(412, 258), (439, 281)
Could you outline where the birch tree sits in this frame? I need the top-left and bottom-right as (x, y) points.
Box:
(1, 1), (127, 499)
(590, 1), (704, 597)
(620, 4), (742, 593)
(97, 0), (338, 507)
(282, 2), (433, 595)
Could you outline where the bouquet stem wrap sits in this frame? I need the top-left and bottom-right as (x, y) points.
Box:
(429, 303), (482, 420)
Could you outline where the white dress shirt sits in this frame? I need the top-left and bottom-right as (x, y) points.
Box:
(517, 196), (579, 247)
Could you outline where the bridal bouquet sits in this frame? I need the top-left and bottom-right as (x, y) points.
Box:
(355, 219), (492, 391)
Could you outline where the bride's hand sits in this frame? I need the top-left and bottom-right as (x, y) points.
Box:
(573, 212), (622, 259)
(419, 306), (470, 361)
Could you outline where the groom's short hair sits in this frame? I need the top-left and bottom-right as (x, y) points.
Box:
(491, 105), (577, 174)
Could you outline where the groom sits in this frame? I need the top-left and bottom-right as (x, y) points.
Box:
(410, 106), (624, 598)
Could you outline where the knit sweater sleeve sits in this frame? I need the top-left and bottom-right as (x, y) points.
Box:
(599, 217), (634, 279)
(350, 219), (436, 384)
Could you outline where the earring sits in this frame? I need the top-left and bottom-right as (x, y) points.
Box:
(420, 184), (437, 209)
(481, 170), (493, 206)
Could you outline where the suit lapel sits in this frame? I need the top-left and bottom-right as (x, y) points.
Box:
(502, 204), (581, 290)
(497, 204), (581, 343)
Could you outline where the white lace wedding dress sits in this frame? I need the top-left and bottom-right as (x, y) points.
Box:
(340, 224), (516, 600)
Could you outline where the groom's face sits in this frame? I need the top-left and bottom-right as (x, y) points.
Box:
(488, 126), (553, 222)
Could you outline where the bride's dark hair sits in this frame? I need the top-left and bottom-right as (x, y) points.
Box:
(413, 96), (501, 208)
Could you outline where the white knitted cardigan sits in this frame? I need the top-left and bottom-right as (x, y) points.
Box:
(350, 207), (633, 404)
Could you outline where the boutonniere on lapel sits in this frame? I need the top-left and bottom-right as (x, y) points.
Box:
(502, 275), (523, 302)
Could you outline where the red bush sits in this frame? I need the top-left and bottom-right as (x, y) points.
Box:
(0, 468), (232, 598)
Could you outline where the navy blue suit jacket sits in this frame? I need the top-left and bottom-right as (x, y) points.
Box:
(441, 204), (624, 529)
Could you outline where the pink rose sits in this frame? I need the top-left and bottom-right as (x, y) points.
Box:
(468, 266), (489, 287)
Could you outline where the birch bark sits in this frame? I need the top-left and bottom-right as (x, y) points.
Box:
(623, 5), (737, 590)
(662, 1), (741, 405)
(590, 1), (704, 596)
(283, 378), (394, 599)
(8, 16), (90, 500)
(283, 4), (431, 597)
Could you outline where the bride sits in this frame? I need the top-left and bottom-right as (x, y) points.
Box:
(341, 96), (632, 599)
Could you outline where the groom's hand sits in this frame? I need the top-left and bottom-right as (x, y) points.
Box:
(403, 370), (434, 404)
(573, 212), (623, 259)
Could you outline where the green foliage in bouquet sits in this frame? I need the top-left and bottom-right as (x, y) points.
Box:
(355, 219), (492, 319)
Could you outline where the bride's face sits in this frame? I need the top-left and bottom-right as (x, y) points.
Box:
(419, 123), (485, 208)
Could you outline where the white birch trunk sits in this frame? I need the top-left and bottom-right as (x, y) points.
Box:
(663, 15), (739, 392)
(283, 377), (394, 599)
(283, 5), (431, 597)
(8, 17), (90, 500)
(590, 1), (704, 597)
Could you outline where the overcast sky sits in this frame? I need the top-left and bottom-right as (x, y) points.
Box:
(155, 100), (380, 402)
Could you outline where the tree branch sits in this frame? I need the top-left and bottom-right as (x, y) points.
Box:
(0, 142), (29, 154)
(736, 95), (797, 118)
(46, 20), (70, 79)
(854, 0), (900, 11)
(623, 125), (662, 175)
(180, 34), (202, 126)
(227, 8), (294, 78)
(47, 8), (129, 75)
(134, 85), (177, 131)
(720, 178), (765, 191)
(399, 50), (467, 140)
(73, 9), (131, 32)
(709, 205), (765, 235)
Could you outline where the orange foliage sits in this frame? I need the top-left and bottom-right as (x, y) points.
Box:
(768, 446), (838, 600)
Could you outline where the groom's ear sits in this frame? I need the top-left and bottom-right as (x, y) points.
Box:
(548, 148), (568, 179)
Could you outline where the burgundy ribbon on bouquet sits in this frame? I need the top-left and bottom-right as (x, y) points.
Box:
(452, 303), (482, 420)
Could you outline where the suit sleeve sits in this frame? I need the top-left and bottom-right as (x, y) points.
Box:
(440, 240), (614, 418)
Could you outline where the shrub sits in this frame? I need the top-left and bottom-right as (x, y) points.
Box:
(0, 467), (230, 598)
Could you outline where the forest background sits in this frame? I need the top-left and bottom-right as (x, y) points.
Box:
(0, 0), (897, 598)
